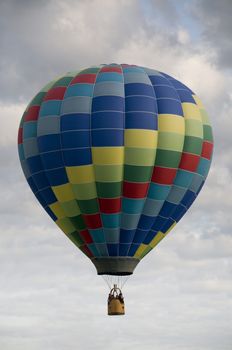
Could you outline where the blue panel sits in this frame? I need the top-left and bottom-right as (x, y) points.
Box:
(125, 83), (155, 97)
(39, 100), (62, 117)
(92, 129), (123, 146)
(102, 214), (120, 228)
(152, 216), (167, 231)
(133, 229), (148, 244)
(27, 176), (38, 193)
(38, 134), (61, 152)
(138, 215), (155, 230)
(120, 229), (135, 243)
(154, 85), (179, 99)
(46, 168), (68, 186)
(61, 130), (90, 148)
(41, 151), (63, 170)
(171, 204), (186, 222)
(125, 112), (157, 130)
(65, 84), (94, 97)
(143, 230), (158, 244)
(63, 148), (92, 166)
(107, 244), (118, 256)
(159, 201), (177, 218)
(148, 183), (171, 200)
(177, 90), (196, 103)
(160, 218), (175, 233)
(122, 198), (145, 214)
(23, 122), (37, 139)
(27, 155), (43, 174)
(181, 190), (195, 208)
(88, 244), (101, 257)
(197, 158), (210, 177)
(35, 191), (47, 207)
(174, 170), (194, 188)
(92, 96), (124, 112)
(157, 98), (183, 115)
(32, 172), (49, 190)
(96, 72), (123, 82)
(125, 96), (156, 112)
(168, 78), (194, 94)
(39, 187), (57, 205)
(148, 75), (171, 86)
(45, 206), (57, 221)
(128, 244), (140, 256)
(61, 114), (90, 131)
(119, 244), (130, 256)
(18, 144), (25, 161)
(92, 111), (124, 129)
(89, 228), (105, 243)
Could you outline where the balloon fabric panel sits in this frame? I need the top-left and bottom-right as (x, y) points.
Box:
(18, 64), (213, 271)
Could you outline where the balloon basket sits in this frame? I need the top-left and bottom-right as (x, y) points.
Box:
(108, 284), (125, 316)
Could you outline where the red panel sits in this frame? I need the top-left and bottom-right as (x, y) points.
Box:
(152, 167), (177, 184)
(80, 245), (93, 258)
(99, 198), (121, 213)
(71, 74), (96, 84)
(83, 213), (102, 229)
(79, 230), (93, 244)
(18, 127), (23, 144)
(179, 153), (200, 172)
(24, 106), (40, 122)
(123, 182), (149, 198)
(201, 141), (213, 160)
(100, 66), (122, 73)
(44, 87), (66, 101)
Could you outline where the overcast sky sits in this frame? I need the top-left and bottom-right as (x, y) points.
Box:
(0, 0), (231, 349)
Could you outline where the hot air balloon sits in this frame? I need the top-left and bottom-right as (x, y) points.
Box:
(18, 64), (213, 315)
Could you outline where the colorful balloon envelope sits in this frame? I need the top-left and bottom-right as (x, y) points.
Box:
(18, 64), (213, 277)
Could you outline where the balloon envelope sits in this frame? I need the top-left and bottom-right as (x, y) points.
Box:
(18, 64), (213, 275)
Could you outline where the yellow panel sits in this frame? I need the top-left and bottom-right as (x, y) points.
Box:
(56, 217), (76, 234)
(182, 102), (202, 121)
(66, 165), (95, 184)
(124, 130), (158, 148)
(49, 202), (66, 219)
(158, 114), (185, 134)
(134, 244), (147, 258)
(164, 222), (176, 235)
(92, 147), (124, 165)
(52, 183), (76, 202)
(149, 231), (165, 248)
(192, 94), (204, 109)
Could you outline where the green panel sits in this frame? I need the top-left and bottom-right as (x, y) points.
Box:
(124, 165), (153, 182)
(41, 80), (58, 92)
(69, 215), (86, 230)
(52, 76), (73, 87)
(157, 132), (184, 151)
(67, 231), (84, 247)
(200, 109), (210, 125)
(91, 230), (105, 243)
(29, 92), (46, 107)
(183, 136), (203, 155)
(95, 165), (123, 182)
(185, 119), (203, 138)
(140, 245), (152, 259)
(72, 183), (97, 200)
(60, 200), (80, 217)
(78, 199), (99, 214)
(203, 125), (213, 142)
(125, 148), (156, 166)
(96, 182), (122, 198)
(155, 149), (182, 167)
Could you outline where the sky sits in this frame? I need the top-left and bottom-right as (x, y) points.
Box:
(0, 0), (231, 349)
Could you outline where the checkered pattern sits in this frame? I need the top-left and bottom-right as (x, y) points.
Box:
(18, 64), (213, 262)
